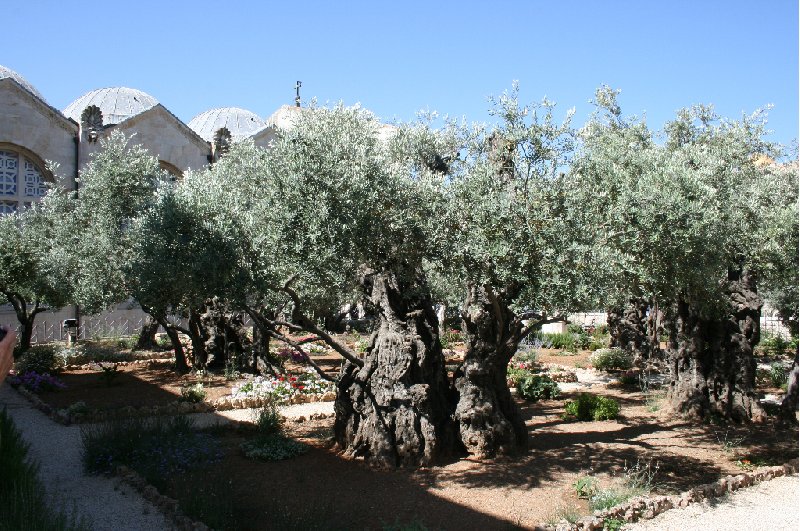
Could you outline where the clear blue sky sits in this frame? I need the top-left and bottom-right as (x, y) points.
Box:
(3, 0), (798, 145)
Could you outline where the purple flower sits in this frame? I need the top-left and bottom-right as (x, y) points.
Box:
(9, 371), (67, 393)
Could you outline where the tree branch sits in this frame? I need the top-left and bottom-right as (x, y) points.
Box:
(519, 313), (567, 341)
(278, 285), (364, 368)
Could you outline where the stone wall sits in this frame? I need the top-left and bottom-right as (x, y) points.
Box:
(0, 80), (78, 187)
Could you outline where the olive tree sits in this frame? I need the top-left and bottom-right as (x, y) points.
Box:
(65, 132), (165, 313)
(45, 132), (181, 359)
(126, 178), (251, 372)
(195, 106), (456, 467)
(572, 88), (798, 421)
(435, 87), (607, 457)
(0, 206), (70, 351)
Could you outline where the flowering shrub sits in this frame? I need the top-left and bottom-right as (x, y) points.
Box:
(7, 371), (66, 393)
(232, 376), (294, 403)
(294, 368), (335, 395)
(231, 368), (334, 404)
(180, 383), (207, 403)
(276, 346), (308, 363)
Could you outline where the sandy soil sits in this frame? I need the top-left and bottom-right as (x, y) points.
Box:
(24, 342), (799, 530)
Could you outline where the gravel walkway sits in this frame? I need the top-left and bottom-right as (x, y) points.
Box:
(625, 474), (799, 530)
(0, 385), (171, 531)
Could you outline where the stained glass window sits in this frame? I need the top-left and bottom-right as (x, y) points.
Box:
(23, 159), (47, 197)
(0, 149), (48, 214)
(0, 200), (17, 214)
(0, 151), (18, 195)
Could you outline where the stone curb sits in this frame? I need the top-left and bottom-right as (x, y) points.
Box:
(9, 384), (334, 425)
(114, 465), (209, 531)
(535, 459), (800, 530)
(62, 355), (174, 371)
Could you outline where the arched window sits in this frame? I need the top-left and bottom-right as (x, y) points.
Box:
(159, 160), (183, 180)
(0, 146), (49, 214)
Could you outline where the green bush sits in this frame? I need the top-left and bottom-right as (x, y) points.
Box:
(546, 332), (577, 350)
(506, 366), (533, 387)
(603, 518), (625, 531)
(15, 345), (60, 374)
(56, 343), (136, 366)
(518, 374), (561, 402)
(588, 334), (610, 351)
(1, 409), (91, 530)
(439, 328), (462, 349)
(769, 362), (788, 387)
(757, 333), (795, 358)
(589, 348), (633, 371)
(564, 393), (620, 421)
(566, 324), (584, 335)
(254, 404), (283, 436)
(241, 405), (306, 461)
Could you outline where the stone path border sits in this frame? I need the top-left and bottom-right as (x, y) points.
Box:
(8, 379), (334, 425)
(536, 459), (799, 530)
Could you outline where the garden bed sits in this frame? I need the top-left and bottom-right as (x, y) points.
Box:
(80, 384), (798, 530)
(11, 339), (798, 530)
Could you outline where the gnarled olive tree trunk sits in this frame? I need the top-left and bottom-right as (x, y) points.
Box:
(334, 267), (455, 468)
(781, 354), (798, 418)
(453, 284), (527, 458)
(607, 298), (650, 366)
(199, 297), (250, 371)
(135, 315), (160, 350)
(666, 271), (763, 421)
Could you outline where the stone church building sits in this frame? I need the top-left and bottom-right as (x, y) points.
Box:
(0, 63), (299, 340)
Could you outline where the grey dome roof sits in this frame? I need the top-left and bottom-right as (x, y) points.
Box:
(63, 87), (158, 125)
(0, 64), (46, 101)
(188, 107), (267, 142)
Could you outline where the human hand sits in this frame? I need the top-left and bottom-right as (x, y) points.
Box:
(0, 326), (17, 383)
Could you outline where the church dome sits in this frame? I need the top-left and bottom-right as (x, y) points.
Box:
(0, 64), (46, 101)
(188, 107), (267, 141)
(266, 104), (303, 130)
(63, 87), (158, 125)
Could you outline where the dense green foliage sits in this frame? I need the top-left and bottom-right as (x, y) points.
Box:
(570, 87), (798, 319)
(0, 205), (70, 350)
(517, 374), (561, 402)
(14, 344), (60, 374)
(435, 85), (604, 327)
(564, 393), (620, 421)
(589, 348), (633, 371)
